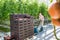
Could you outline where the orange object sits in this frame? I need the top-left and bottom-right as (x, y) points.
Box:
(48, 2), (60, 26)
(52, 19), (60, 26)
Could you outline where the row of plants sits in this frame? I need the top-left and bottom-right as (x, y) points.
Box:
(0, 0), (50, 24)
(0, 26), (10, 32)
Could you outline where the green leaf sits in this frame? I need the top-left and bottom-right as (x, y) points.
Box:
(50, 0), (53, 3)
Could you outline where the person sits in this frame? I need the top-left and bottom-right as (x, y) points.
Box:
(39, 13), (44, 25)
(38, 13), (44, 32)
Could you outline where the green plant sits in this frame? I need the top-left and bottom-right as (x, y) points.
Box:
(0, 26), (10, 32)
(39, 2), (50, 19)
(0, 0), (50, 24)
(50, 0), (53, 3)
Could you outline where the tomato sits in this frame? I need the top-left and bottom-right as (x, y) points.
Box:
(48, 2), (60, 26)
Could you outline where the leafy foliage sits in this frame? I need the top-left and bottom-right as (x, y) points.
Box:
(0, 26), (10, 32)
(0, 0), (50, 24)
(50, 0), (53, 3)
(39, 3), (50, 19)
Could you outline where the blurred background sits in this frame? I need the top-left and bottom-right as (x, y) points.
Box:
(0, 0), (55, 32)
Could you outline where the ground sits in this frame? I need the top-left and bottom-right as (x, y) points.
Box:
(0, 23), (60, 40)
(32, 23), (60, 40)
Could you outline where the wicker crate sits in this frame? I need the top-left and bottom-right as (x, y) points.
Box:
(10, 14), (34, 40)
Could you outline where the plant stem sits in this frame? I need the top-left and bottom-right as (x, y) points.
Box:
(53, 26), (60, 40)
